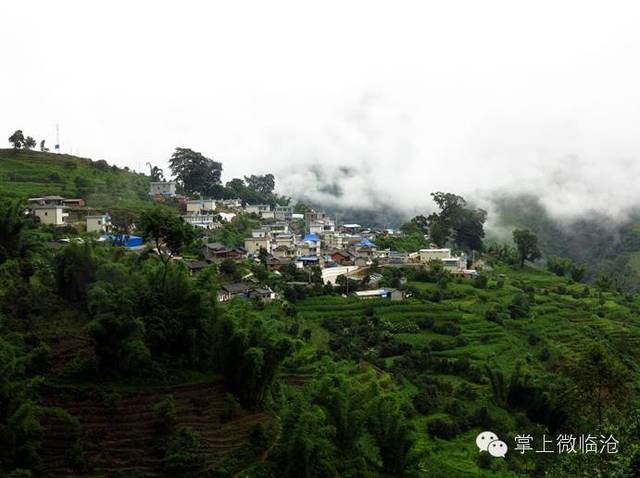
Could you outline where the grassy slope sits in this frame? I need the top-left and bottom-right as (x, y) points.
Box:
(295, 265), (640, 477)
(0, 148), (151, 210)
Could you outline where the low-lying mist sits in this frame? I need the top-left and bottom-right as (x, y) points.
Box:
(269, 94), (640, 228)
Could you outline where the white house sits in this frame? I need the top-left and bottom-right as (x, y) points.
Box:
(251, 228), (272, 239)
(441, 256), (467, 272)
(219, 198), (242, 209)
(274, 234), (295, 248)
(267, 222), (289, 234)
(419, 248), (452, 263)
(150, 181), (177, 197)
(244, 236), (272, 255)
(186, 199), (216, 214)
(274, 205), (293, 220)
(32, 205), (68, 226)
(182, 214), (220, 229)
(86, 214), (111, 233)
(245, 204), (271, 215)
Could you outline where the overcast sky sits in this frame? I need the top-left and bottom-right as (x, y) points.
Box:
(3, 1), (640, 219)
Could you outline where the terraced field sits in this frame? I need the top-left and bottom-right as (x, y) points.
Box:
(297, 267), (640, 374)
(0, 148), (150, 209)
(293, 266), (640, 476)
(40, 382), (270, 477)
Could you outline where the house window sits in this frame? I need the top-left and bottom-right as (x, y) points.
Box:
(97, 220), (102, 225)
(44, 212), (48, 216)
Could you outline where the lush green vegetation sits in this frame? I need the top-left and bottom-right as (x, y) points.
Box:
(0, 148), (150, 209)
(491, 194), (640, 291)
(289, 264), (640, 476)
(1, 152), (639, 476)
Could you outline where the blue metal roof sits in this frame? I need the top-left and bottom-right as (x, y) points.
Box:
(303, 233), (320, 242)
(356, 238), (376, 247)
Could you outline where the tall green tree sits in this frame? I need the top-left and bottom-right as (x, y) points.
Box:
(0, 200), (36, 266)
(54, 242), (98, 303)
(8, 130), (24, 149)
(86, 313), (151, 374)
(512, 228), (541, 267)
(139, 207), (194, 288)
(244, 174), (275, 195)
(146, 162), (164, 181)
(0, 339), (47, 473)
(23, 136), (36, 150)
(570, 344), (632, 425)
(366, 392), (415, 475)
(215, 303), (293, 408)
(424, 192), (487, 251)
(168, 147), (222, 194)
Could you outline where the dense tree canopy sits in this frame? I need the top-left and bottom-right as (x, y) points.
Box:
(168, 147), (223, 195)
(407, 192), (487, 251)
(513, 228), (541, 267)
(8, 130), (24, 149)
(139, 206), (195, 286)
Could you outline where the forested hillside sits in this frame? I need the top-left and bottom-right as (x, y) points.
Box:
(0, 205), (639, 476)
(0, 151), (639, 477)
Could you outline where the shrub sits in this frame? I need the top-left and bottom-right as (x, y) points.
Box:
(220, 393), (240, 423)
(415, 317), (434, 330)
(473, 274), (489, 289)
(476, 450), (493, 469)
(455, 336), (469, 347)
(455, 382), (477, 401)
(484, 308), (503, 324)
(538, 347), (551, 361)
(162, 427), (204, 477)
(429, 339), (448, 352)
(571, 265), (586, 282)
(508, 293), (530, 318)
(427, 416), (459, 439)
(547, 256), (573, 276)
(249, 423), (268, 451)
(153, 395), (177, 436)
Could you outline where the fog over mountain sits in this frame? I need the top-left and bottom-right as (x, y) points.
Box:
(3, 1), (640, 223)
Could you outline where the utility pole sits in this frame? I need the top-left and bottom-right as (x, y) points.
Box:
(55, 124), (60, 153)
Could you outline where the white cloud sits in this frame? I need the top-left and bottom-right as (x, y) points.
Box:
(2, 0), (640, 220)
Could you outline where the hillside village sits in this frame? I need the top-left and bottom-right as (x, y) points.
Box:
(25, 179), (479, 304)
(3, 150), (640, 478)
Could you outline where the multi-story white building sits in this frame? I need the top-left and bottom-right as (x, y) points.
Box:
(244, 236), (272, 255)
(274, 205), (294, 220)
(182, 214), (219, 229)
(150, 181), (177, 197)
(186, 199), (216, 214)
(32, 205), (68, 226)
(245, 204), (271, 215)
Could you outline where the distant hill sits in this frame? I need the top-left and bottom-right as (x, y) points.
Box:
(0, 148), (151, 209)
